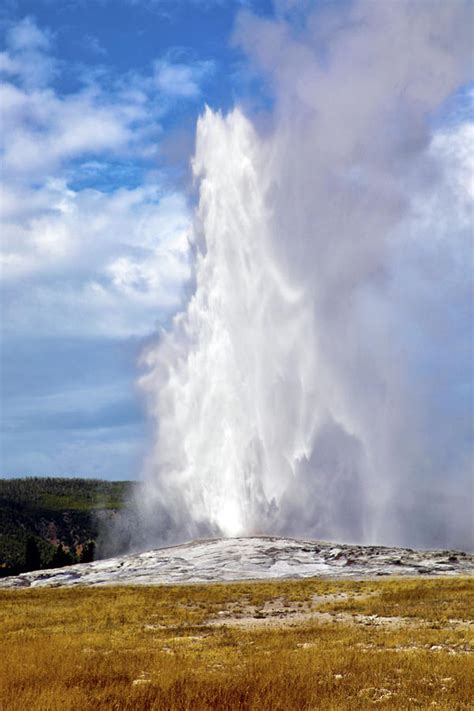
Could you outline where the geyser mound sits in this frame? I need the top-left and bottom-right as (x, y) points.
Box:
(2, 537), (473, 589)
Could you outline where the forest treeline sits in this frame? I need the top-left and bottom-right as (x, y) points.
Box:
(0, 477), (133, 576)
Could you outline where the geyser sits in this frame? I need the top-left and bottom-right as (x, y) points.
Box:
(137, 0), (473, 551)
(141, 108), (320, 540)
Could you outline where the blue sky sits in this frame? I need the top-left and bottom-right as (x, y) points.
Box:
(0, 0), (276, 479)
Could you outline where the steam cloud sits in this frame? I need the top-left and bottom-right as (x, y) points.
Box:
(135, 0), (473, 551)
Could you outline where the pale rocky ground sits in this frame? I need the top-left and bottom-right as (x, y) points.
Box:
(206, 591), (474, 635)
(1, 536), (473, 589)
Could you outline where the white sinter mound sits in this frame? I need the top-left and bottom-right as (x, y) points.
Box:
(1, 537), (473, 589)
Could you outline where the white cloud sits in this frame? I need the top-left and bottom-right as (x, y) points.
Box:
(1, 181), (191, 335)
(0, 17), (205, 337)
(1, 16), (55, 88)
(0, 84), (143, 176)
(7, 16), (51, 51)
(0, 18), (214, 176)
(82, 34), (107, 57)
(154, 59), (214, 98)
(0, 51), (21, 75)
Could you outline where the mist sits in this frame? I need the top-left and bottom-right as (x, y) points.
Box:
(133, 0), (473, 551)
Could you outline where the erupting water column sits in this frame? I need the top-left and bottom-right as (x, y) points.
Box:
(139, 108), (319, 541)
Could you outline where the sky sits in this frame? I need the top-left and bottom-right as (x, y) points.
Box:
(0, 0), (472, 488)
(0, 0), (276, 479)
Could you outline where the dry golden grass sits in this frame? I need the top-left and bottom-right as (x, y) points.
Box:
(1, 576), (473, 710)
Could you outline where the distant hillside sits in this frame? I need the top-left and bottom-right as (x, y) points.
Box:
(0, 477), (134, 576)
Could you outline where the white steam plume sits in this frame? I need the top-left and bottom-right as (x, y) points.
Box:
(136, 0), (473, 550)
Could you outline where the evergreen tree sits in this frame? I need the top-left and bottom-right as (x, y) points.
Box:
(80, 541), (95, 563)
(51, 544), (74, 568)
(24, 537), (42, 571)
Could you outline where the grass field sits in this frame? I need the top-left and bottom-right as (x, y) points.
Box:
(1, 576), (472, 710)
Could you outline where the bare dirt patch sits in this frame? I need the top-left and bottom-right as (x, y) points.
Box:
(207, 588), (474, 632)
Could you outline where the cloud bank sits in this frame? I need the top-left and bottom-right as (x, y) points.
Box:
(136, 0), (473, 550)
(0, 15), (211, 477)
(0, 17), (218, 338)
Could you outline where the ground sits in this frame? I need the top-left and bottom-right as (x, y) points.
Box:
(1, 576), (472, 710)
